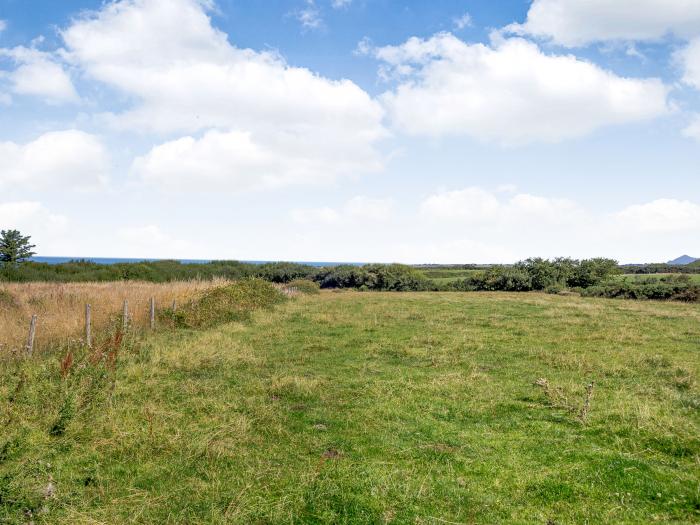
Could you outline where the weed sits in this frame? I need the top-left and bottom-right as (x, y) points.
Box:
(533, 378), (595, 423)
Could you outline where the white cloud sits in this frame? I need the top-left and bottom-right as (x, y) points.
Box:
(682, 114), (700, 141)
(132, 128), (382, 191)
(297, 0), (323, 30)
(331, 0), (351, 9)
(616, 199), (700, 233)
(420, 187), (580, 225)
(506, 0), (700, 47)
(453, 13), (472, 30)
(0, 46), (78, 103)
(0, 20), (6, 33)
(117, 225), (192, 257)
(0, 201), (68, 235)
(375, 34), (670, 145)
(61, 0), (385, 190)
(291, 196), (393, 225)
(678, 37), (700, 90)
(344, 196), (393, 221)
(0, 201), (70, 256)
(0, 130), (109, 191)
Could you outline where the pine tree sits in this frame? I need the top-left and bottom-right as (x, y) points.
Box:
(0, 229), (36, 265)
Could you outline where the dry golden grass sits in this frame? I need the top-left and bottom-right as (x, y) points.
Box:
(0, 279), (230, 355)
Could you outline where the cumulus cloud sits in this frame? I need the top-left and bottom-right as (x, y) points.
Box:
(0, 130), (109, 191)
(682, 114), (700, 141)
(132, 128), (382, 192)
(616, 199), (700, 233)
(506, 0), (700, 47)
(678, 37), (700, 90)
(374, 34), (670, 145)
(0, 201), (68, 234)
(61, 0), (385, 190)
(117, 225), (192, 257)
(0, 46), (78, 103)
(331, 0), (352, 9)
(420, 187), (580, 225)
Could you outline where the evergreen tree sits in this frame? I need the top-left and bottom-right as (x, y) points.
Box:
(0, 229), (36, 265)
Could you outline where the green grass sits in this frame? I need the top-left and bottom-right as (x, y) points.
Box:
(2, 292), (699, 524)
(421, 268), (482, 284)
(619, 273), (700, 284)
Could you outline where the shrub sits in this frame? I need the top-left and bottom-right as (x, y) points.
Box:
(165, 279), (286, 329)
(581, 276), (700, 303)
(255, 262), (318, 283)
(287, 279), (320, 295)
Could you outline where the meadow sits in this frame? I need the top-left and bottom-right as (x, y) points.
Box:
(619, 273), (700, 284)
(1, 286), (698, 524)
(0, 279), (228, 355)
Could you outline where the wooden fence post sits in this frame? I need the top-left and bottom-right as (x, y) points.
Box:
(26, 315), (37, 356)
(172, 299), (177, 312)
(150, 297), (155, 330)
(85, 304), (92, 347)
(123, 300), (129, 331)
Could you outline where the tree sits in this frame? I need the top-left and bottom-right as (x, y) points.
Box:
(0, 229), (36, 265)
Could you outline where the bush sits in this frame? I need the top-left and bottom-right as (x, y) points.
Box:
(287, 279), (320, 295)
(164, 279), (286, 329)
(581, 276), (699, 302)
(255, 262), (318, 283)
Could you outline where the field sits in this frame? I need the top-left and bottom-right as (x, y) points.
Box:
(1, 289), (699, 523)
(0, 280), (228, 355)
(419, 268), (482, 285)
(619, 273), (700, 284)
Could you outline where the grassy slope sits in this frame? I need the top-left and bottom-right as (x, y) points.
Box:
(2, 292), (699, 524)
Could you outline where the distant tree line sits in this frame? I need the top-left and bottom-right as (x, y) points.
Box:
(446, 258), (619, 292)
(621, 263), (700, 274)
(1, 228), (697, 302)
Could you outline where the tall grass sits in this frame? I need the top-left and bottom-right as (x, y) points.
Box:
(0, 279), (230, 355)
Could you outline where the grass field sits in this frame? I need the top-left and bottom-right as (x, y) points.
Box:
(1, 291), (699, 523)
(619, 274), (700, 284)
(0, 280), (229, 355)
(419, 268), (482, 285)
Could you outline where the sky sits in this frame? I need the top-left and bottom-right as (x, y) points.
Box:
(0, 0), (698, 264)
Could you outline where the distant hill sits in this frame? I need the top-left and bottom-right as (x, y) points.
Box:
(668, 255), (698, 265)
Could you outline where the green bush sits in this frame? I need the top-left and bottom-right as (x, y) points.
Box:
(164, 279), (286, 329)
(581, 276), (699, 302)
(287, 279), (321, 294)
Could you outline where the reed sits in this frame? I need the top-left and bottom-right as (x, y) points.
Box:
(0, 279), (230, 355)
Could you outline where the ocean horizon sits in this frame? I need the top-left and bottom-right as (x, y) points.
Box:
(31, 256), (365, 267)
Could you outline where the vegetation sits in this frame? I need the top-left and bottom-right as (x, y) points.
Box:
(622, 263), (700, 275)
(1, 249), (698, 302)
(448, 258), (620, 292)
(164, 279), (287, 329)
(286, 279), (321, 295)
(0, 230), (36, 266)
(1, 291), (698, 523)
(582, 275), (700, 302)
(0, 279), (228, 355)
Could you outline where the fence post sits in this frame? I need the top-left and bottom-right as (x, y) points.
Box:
(26, 315), (37, 356)
(172, 299), (177, 312)
(123, 300), (129, 332)
(150, 297), (155, 330)
(85, 304), (92, 347)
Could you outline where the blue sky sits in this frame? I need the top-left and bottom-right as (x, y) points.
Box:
(0, 0), (698, 263)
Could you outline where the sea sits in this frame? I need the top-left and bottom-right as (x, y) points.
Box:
(31, 257), (363, 267)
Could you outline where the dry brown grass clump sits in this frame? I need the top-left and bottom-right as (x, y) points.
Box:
(0, 279), (230, 355)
